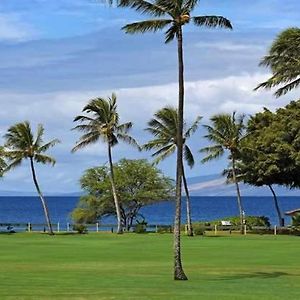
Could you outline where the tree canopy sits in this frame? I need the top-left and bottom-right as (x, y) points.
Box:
(71, 159), (174, 230)
(241, 100), (300, 188)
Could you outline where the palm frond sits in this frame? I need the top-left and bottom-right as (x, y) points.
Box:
(184, 145), (194, 168)
(122, 19), (172, 34)
(193, 16), (232, 29)
(34, 154), (56, 166)
(39, 139), (61, 153)
(184, 115), (202, 139)
(118, 0), (168, 17)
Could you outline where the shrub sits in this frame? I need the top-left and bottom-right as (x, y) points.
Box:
(193, 225), (205, 236)
(73, 224), (88, 234)
(157, 226), (172, 233)
(134, 220), (147, 233)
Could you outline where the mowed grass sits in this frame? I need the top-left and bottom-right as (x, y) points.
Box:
(0, 233), (299, 300)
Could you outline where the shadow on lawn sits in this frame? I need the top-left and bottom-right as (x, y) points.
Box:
(216, 272), (290, 281)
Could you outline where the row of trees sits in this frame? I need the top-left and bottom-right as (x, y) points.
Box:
(0, 0), (298, 279)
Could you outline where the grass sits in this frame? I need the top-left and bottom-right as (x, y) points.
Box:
(0, 233), (299, 299)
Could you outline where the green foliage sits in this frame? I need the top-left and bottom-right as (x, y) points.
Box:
(73, 224), (88, 234)
(72, 93), (138, 152)
(292, 214), (300, 227)
(71, 159), (174, 230)
(240, 100), (300, 189)
(193, 224), (205, 236)
(134, 220), (148, 233)
(3, 121), (60, 170)
(119, 0), (232, 44)
(200, 112), (246, 163)
(255, 27), (300, 97)
(0, 147), (7, 177)
(194, 216), (270, 228)
(143, 106), (201, 167)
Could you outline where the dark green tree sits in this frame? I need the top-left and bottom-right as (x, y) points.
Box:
(200, 112), (246, 227)
(238, 101), (300, 226)
(119, 0), (232, 280)
(3, 121), (60, 235)
(255, 27), (300, 97)
(143, 106), (201, 236)
(71, 159), (173, 230)
(72, 93), (139, 234)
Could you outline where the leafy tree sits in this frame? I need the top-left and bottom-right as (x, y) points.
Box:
(143, 106), (201, 236)
(3, 121), (60, 235)
(71, 159), (173, 230)
(237, 101), (300, 226)
(119, 0), (232, 281)
(255, 27), (300, 97)
(72, 93), (139, 234)
(200, 113), (246, 227)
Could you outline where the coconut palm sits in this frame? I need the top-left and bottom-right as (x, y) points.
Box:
(0, 147), (7, 177)
(3, 121), (60, 235)
(72, 93), (138, 234)
(120, 0), (232, 280)
(255, 27), (300, 97)
(200, 112), (246, 228)
(143, 106), (201, 236)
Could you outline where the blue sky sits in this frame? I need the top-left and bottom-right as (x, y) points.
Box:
(0, 0), (299, 194)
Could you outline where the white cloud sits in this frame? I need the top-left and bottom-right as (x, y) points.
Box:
(195, 41), (265, 52)
(0, 72), (295, 193)
(0, 13), (36, 42)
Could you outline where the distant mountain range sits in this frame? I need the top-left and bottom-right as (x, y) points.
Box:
(0, 174), (298, 197)
(187, 174), (299, 196)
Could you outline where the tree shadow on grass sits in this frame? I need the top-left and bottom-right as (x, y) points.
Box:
(216, 272), (291, 281)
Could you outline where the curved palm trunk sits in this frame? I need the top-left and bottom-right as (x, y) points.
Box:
(268, 184), (284, 227)
(231, 157), (244, 230)
(107, 142), (123, 234)
(30, 158), (53, 235)
(182, 165), (193, 236)
(174, 26), (188, 281)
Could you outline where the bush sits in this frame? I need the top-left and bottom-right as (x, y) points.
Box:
(193, 225), (205, 236)
(157, 226), (172, 233)
(134, 220), (147, 233)
(73, 224), (88, 234)
(292, 215), (300, 227)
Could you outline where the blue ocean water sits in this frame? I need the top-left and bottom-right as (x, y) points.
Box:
(0, 196), (299, 226)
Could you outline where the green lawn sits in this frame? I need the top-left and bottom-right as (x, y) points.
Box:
(0, 233), (299, 299)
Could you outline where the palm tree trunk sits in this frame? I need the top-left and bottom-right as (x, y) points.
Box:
(231, 157), (244, 229)
(268, 184), (284, 227)
(174, 26), (188, 281)
(182, 165), (193, 236)
(107, 142), (123, 234)
(29, 157), (53, 235)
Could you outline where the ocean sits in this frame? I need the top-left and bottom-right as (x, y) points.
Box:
(0, 196), (299, 227)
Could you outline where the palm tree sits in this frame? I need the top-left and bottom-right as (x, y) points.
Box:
(143, 106), (201, 236)
(3, 121), (60, 235)
(72, 93), (138, 234)
(0, 147), (7, 177)
(200, 112), (246, 228)
(119, 0), (232, 280)
(255, 27), (300, 97)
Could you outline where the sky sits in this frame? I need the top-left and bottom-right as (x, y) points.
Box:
(0, 0), (299, 194)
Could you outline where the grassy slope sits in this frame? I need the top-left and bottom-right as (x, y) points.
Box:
(0, 233), (299, 300)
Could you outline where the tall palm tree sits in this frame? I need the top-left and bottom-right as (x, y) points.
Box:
(3, 121), (60, 235)
(72, 93), (138, 234)
(143, 106), (201, 236)
(200, 112), (246, 228)
(119, 0), (232, 280)
(255, 27), (300, 97)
